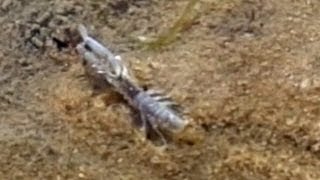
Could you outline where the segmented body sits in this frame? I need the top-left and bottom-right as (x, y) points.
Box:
(111, 75), (187, 143)
(76, 25), (188, 144)
(133, 89), (186, 132)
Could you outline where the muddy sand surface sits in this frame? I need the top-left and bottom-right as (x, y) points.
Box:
(1, 0), (320, 179)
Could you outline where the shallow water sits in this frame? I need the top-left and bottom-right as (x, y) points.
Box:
(1, 0), (320, 179)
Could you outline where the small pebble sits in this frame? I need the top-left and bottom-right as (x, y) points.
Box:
(31, 37), (44, 48)
(78, 173), (85, 178)
(312, 142), (320, 152)
(1, 0), (12, 10)
(150, 156), (161, 164)
(36, 11), (52, 26)
(300, 79), (310, 89)
(117, 158), (123, 163)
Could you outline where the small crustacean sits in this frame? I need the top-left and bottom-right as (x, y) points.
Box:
(76, 25), (188, 145)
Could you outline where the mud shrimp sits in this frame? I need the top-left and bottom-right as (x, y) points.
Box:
(76, 25), (188, 145)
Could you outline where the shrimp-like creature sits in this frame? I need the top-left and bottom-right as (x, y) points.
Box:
(76, 25), (188, 145)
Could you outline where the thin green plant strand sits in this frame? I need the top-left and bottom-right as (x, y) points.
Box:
(145, 0), (199, 50)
